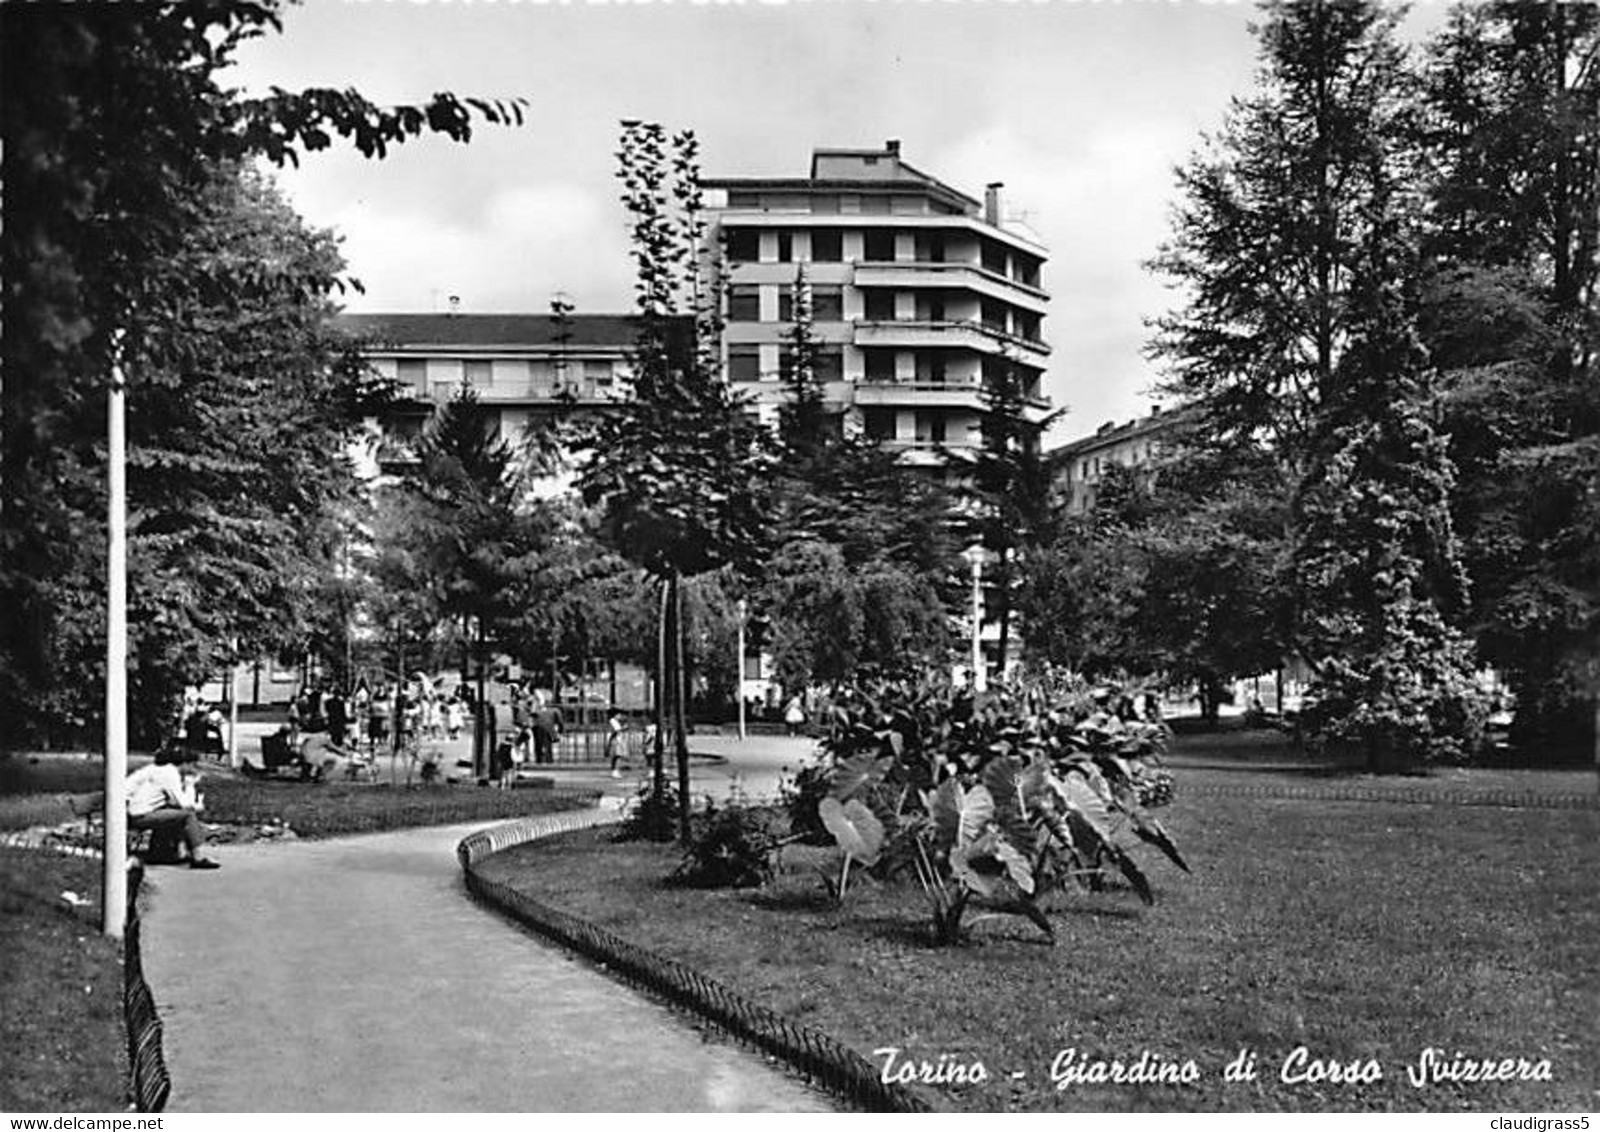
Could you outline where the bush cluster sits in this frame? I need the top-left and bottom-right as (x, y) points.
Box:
(665, 673), (1188, 945)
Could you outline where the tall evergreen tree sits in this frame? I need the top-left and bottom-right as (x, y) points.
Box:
(962, 358), (1060, 678)
(1419, 2), (1600, 747)
(1149, 0), (1417, 464)
(1145, 0), (1485, 752)
(1293, 172), (1488, 768)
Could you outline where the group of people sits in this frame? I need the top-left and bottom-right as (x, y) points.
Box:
(492, 684), (565, 785)
(287, 677), (475, 756)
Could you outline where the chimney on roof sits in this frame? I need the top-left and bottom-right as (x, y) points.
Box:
(447, 295), (461, 316)
(885, 138), (900, 156)
(985, 182), (1003, 226)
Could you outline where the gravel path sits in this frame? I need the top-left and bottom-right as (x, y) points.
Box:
(137, 814), (832, 1112)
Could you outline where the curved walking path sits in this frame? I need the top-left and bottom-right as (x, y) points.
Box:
(138, 805), (832, 1112)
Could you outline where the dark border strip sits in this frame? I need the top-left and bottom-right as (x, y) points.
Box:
(457, 814), (932, 1114)
(1180, 782), (1599, 809)
(123, 863), (171, 1113)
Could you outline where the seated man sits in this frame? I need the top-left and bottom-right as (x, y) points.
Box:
(126, 749), (220, 869)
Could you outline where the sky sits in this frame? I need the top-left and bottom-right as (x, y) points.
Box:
(230, 0), (1447, 445)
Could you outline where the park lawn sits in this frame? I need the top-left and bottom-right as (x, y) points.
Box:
(0, 850), (127, 1112)
(0, 752), (599, 838)
(196, 776), (598, 838)
(478, 790), (1600, 1113)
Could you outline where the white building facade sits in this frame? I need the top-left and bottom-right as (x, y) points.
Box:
(704, 141), (1053, 469)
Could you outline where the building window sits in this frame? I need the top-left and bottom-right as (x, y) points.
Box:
(813, 285), (843, 321)
(982, 241), (1007, 274)
(815, 348), (843, 383)
(728, 284), (760, 322)
(915, 352), (947, 385)
(915, 411), (946, 444)
(811, 229), (842, 262)
(463, 359), (492, 386)
(397, 358), (427, 393)
(727, 345), (760, 383)
(777, 286), (793, 322)
(811, 194), (840, 215)
(864, 408), (896, 440)
(725, 228), (759, 262)
(917, 294), (946, 322)
(863, 229), (895, 261)
(527, 359), (553, 391)
(583, 360), (613, 389)
(915, 233), (945, 263)
(776, 231), (794, 263)
(863, 290), (895, 322)
(863, 348), (896, 383)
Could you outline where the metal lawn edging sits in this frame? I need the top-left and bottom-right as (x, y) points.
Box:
(123, 863), (171, 1113)
(457, 812), (933, 1114)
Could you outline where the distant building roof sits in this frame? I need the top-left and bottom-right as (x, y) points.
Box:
(704, 142), (981, 215)
(1047, 406), (1197, 464)
(331, 312), (662, 351)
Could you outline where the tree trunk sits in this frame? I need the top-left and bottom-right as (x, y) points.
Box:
(673, 570), (692, 845)
(474, 617), (488, 781)
(1592, 690), (1599, 797)
(653, 576), (668, 808)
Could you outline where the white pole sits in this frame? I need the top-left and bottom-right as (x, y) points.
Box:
(103, 342), (129, 938)
(229, 640), (241, 770)
(736, 599), (747, 741)
(971, 553), (986, 694)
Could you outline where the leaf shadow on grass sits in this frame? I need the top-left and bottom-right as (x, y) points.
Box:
(745, 887), (838, 913)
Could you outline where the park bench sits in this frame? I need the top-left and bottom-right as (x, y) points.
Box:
(68, 792), (153, 857)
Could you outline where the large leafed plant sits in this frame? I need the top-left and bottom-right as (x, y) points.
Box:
(810, 675), (1187, 945)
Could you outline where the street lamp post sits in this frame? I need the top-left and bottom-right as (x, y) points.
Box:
(103, 339), (129, 938)
(736, 598), (747, 741)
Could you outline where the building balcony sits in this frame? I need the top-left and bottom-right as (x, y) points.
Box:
(713, 209), (1048, 257)
(852, 380), (986, 410)
(852, 261), (1049, 309)
(877, 438), (957, 466)
(853, 319), (1051, 359)
(413, 381), (624, 406)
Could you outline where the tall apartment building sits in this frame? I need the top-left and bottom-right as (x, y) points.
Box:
(703, 141), (1052, 467)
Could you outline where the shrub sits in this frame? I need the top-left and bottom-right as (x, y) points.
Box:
(778, 760), (833, 846)
(810, 673), (1188, 944)
(672, 791), (782, 889)
(614, 777), (680, 843)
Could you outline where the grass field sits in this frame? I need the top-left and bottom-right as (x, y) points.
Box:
(478, 778), (1600, 1112)
(0, 752), (598, 839)
(0, 850), (127, 1112)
